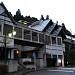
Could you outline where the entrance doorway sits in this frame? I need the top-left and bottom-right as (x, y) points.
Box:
(52, 58), (57, 67)
(46, 55), (57, 67)
(46, 58), (52, 67)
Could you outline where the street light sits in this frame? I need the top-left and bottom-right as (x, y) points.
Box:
(4, 29), (16, 63)
(8, 30), (16, 37)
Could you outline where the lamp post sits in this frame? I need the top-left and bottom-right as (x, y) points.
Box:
(4, 29), (16, 64)
(4, 30), (7, 63)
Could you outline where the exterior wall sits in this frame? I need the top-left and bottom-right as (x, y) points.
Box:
(37, 45), (46, 67)
(46, 45), (64, 55)
(8, 60), (18, 72)
(46, 44), (65, 67)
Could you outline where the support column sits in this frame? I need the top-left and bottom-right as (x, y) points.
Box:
(57, 55), (59, 67)
(43, 54), (46, 67)
(38, 33), (39, 43)
(22, 29), (24, 39)
(37, 45), (46, 68)
(62, 54), (64, 67)
(31, 31), (32, 42)
(2, 23), (4, 36)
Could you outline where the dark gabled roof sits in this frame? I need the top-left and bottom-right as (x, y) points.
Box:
(52, 26), (62, 36)
(58, 27), (66, 39)
(42, 19), (54, 32)
(0, 2), (16, 24)
(47, 23), (58, 34)
(45, 23), (56, 34)
(29, 19), (66, 38)
(45, 23), (66, 39)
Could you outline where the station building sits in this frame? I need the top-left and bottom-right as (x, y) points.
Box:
(0, 2), (65, 72)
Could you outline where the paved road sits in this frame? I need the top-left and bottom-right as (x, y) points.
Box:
(26, 68), (75, 75)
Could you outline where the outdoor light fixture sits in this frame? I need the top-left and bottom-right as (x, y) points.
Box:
(4, 29), (16, 63)
(8, 30), (16, 37)
(8, 33), (12, 37)
(12, 30), (16, 36)
(16, 50), (20, 54)
(15, 50), (21, 58)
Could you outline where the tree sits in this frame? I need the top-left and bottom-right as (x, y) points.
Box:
(24, 16), (38, 24)
(13, 9), (24, 21)
(64, 48), (75, 66)
(46, 15), (49, 20)
(16, 9), (21, 16)
(40, 15), (45, 20)
(62, 23), (66, 31)
(9, 12), (13, 16)
(62, 23), (71, 36)
(13, 9), (38, 24)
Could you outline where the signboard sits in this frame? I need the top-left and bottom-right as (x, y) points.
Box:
(33, 53), (36, 59)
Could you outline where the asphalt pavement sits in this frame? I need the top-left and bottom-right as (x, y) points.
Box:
(4, 67), (75, 75)
(25, 67), (75, 75)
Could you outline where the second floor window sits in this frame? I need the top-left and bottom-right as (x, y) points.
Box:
(45, 35), (51, 45)
(14, 27), (22, 38)
(52, 37), (56, 44)
(32, 32), (38, 41)
(57, 38), (62, 45)
(24, 29), (31, 40)
(3, 24), (12, 35)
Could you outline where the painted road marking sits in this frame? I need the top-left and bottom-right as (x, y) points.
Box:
(47, 70), (74, 73)
(60, 68), (75, 70)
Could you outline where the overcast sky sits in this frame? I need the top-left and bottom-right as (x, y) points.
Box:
(0, 0), (75, 34)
